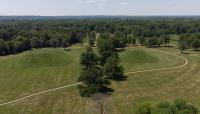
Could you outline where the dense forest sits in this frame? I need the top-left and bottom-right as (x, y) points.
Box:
(0, 18), (200, 55)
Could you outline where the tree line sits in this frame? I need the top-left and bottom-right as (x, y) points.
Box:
(1, 19), (200, 55)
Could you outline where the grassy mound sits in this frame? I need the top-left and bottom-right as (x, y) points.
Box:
(0, 46), (195, 114)
(120, 49), (158, 65)
(120, 48), (183, 72)
(0, 47), (84, 102)
(1, 48), (74, 69)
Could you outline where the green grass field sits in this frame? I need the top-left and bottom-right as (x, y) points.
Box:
(0, 44), (199, 114)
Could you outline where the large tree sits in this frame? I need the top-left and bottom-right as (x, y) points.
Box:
(191, 37), (200, 51)
(88, 31), (96, 47)
(162, 34), (170, 46)
(178, 36), (190, 54)
(77, 46), (109, 97)
(112, 32), (126, 48)
(146, 37), (161, 47)
(80, 46), (98, 68)
(97, 34), (116, 65)
(103, 55), (125, 81)
(62, 39), (70, 50)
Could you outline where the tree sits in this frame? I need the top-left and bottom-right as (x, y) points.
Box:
(97, 35), (116, 65)
(162, 35), (170, 46)
(89, 31), (96, 39)
(77, 66), (107, 97)
(111, 37), (126, 48)
(88, 31), (96, 47)
(146, 37), (160, 47)
(80, 46), (98, 68)
(7, 41), (15, 54)
(128, 36), (136, 45)
(40, 32), (51, 47)
(13, 36), (31, 53)
(49, 38), (60, 48)
(62, 39), (71, 50)
(77, 47), (109, 97)
(112, 32), (126, 48)
(69, 31), (79, 44)
(88, 37), (95, 47)
(31, 37), (43, 48)
(0, 39), (9, 55)
(191, 37), (200, 51)
(103, 55), (125, 81)
(178, 36), (190, 54)
(78, 32), (85, 46)
(138, 36), (146, 45)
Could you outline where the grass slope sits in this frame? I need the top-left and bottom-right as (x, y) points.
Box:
(0, 47), (83, 103)
(0, 45), (198, 114)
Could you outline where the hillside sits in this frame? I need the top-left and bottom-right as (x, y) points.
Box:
(0, 45), (198, 113)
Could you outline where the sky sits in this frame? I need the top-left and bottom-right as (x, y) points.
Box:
(0, 0), (199, 16)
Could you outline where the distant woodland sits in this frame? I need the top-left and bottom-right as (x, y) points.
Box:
(0, 18), (200, 55)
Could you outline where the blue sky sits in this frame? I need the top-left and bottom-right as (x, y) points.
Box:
(0, 0), (199, 16)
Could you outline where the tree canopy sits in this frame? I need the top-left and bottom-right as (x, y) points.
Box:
(0, 19), (200, 55)
(136, 99), (198, 114)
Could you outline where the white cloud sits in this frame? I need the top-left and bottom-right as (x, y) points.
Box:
(120, 2), (128, 6)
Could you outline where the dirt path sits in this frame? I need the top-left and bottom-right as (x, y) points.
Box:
(0, 82), (83, 106)
(94, 33), (100, 47)
(125, 50), (188, 75)
(189, 55), (200, 57)
(0, 49), (188, 106)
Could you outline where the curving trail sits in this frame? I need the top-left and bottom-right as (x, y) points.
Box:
(0, 49), (188, 106)
(125, 50), (188, 75)
(189, 55), (200, 58)
(0, 82), (83, 106)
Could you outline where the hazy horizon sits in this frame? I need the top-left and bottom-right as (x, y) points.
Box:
(0, 15), (200, 17)
(0, 0), (199, 16)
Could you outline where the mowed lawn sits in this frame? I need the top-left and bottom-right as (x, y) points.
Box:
(0, 45), (199, 114)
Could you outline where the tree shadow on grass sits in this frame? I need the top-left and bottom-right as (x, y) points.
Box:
(194, 50), (200, 52)
(181, 52), (190, 55)
(64, 48), (72, 51)
(164, 45), (174, 48)
(110, 75), (128, 82)
(99, 86), (114, 95)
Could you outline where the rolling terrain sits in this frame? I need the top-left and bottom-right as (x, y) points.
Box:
(0, 44), (199, 114)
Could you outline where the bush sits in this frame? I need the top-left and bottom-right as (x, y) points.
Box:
(136, 100), (198, 114)
(136, 103), (152, 114)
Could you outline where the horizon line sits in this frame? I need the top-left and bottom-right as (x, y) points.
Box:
(0, 15), (200, 17)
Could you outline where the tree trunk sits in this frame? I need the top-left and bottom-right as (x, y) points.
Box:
(181, 49), (184, 54)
